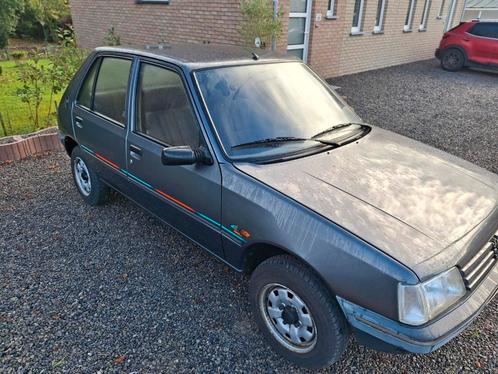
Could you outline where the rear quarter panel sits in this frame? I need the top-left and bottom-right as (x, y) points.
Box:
(57, 52), (98, 139)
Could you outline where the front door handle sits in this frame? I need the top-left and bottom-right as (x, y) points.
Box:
(74, 116), (83, 128)
(129, 145), (142, 160)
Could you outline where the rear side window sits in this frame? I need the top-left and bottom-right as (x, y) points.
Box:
(77, 60), (98, 109)
(135, 63), (200, 148)
(93, 58), (132, 125)
(468, 23), (498, 39)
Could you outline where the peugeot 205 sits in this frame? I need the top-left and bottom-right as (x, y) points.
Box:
(57, 44), (498, 369)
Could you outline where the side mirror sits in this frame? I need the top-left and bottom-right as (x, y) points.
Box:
(161, 146), (212, 166)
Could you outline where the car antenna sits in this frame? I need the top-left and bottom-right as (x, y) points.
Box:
(251, 52), (260, 61)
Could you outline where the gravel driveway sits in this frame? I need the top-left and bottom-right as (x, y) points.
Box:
(1, 60), (497, 373)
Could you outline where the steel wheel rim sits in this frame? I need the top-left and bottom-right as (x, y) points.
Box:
(259, 283), (317, 353)
(74, 157), (91, 196)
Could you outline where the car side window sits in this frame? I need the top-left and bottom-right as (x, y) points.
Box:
(93, 57), (132, 125)
(135, 63), (201, 148)
(469, 23), (498, 39)
(77, 59), (99, 109)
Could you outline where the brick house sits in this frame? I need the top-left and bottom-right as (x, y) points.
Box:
(70, 0), (465, 78)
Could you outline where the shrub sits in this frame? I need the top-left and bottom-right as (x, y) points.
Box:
(15, 0), (71, 42)
(0, 0), (24, 49)
(239, 0), (282, 49)
(11, 50), (28, 60)
(16, 56), (46, 129)
(104, 26), (121, 46)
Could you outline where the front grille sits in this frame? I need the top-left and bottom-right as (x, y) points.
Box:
(458, 232), (498, 290)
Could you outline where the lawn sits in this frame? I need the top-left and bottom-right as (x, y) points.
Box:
(0, 59), (63, 137)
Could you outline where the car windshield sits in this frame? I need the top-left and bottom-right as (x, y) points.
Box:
(195, 62), (363, 161)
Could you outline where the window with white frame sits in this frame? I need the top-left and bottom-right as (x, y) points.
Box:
(437, 0), (446, 19)
(419, 0), (431, 30)
(327, 0), (338, 19)
(374, 0), (388, 33)
(351, 0), (366, 34)
(404, 0), (417, 32)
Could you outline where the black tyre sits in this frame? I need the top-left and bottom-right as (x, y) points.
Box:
(249, 255), (349, 369)
(441, 48), (465, 71)
(71, 146), (109, 206)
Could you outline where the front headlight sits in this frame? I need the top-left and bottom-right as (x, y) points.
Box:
(398, 267), (466, 326)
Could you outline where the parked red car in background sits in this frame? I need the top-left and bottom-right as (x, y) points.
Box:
(436, 20), (498, 71)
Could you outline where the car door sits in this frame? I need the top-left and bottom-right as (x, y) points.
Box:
(125, 59), (223, 256)
(72, 55), (133, 189)
(466, 23), (498, 65)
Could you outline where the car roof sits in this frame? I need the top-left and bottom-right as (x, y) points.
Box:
(95, 43), (297, 71)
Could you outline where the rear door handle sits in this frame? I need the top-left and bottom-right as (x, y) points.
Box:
(74, 116), (83, 128)
(129, 145), (142, 160)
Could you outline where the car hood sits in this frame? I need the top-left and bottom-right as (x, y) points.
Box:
(236, 127), (498, 279)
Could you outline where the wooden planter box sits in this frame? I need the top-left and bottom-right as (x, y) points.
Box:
(0, 127), (64, 162)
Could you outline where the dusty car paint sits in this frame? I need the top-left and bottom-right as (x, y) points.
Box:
(236, 126), (498, 280)
(58, 44), (498, 355)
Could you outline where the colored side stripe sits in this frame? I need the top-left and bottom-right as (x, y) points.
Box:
(95, 153), (120, 170)
(222, 226), (246, 242)
(80, 144), (93, 154)
(155, 189), (196, 213)
(122, 169), (153, 189)
(80, 144), (246, 243)
(196, 212), (221, 227)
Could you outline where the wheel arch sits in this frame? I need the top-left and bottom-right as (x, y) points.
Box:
(63, 136), (78, 156)
(241, 242), (336, 297)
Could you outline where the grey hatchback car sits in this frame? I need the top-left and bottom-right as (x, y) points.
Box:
(58, 44), (498, 369)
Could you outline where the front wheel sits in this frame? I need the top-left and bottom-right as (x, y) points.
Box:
(249, 255), (350, 369)
(441, 48), (465, 71)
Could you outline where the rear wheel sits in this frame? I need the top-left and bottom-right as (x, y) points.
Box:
(71, 146), (109, 206)
(249, 255), (349, 369)
(441, 48), (465, 71)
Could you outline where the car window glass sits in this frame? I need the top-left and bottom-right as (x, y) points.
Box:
(469, 23), (498, 38)
(77, 59), (99, 108)
(93, 57), (132, 125)
(135, 63), (200, 148)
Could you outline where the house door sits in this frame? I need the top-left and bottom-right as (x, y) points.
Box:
(287, 0), (313, 61)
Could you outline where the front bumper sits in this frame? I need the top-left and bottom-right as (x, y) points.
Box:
(337, 262), (498, 354)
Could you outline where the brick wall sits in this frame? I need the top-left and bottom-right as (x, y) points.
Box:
(70, 0), (244, 49)
(308, 0), (465, 77)
(70, 0), (464, 78)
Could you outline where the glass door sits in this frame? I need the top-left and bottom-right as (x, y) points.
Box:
(287, 0), (313, 61)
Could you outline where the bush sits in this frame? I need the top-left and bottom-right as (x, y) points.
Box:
(239, 0), (282, 49)
(0, 0), (24, 49)
(104, 26), (121, 46)
(15, 0), (71, 42)
(11, 50), (28, 60)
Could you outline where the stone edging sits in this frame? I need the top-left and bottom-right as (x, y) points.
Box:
(0, 127), (64, 162)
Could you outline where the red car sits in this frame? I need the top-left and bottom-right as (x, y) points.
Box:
(436, 20), (498, 71)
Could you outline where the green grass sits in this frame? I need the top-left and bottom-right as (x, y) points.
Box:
(0, 59), (63, 137)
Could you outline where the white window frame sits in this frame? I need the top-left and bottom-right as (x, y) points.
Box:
(327, 0), (338, 19)
(351, 0), (366, 35)
(419, 0), (431, 30)
(374, 0), (387, 33)
(437, 0), (446, 19)
(404, 0), (417, 32)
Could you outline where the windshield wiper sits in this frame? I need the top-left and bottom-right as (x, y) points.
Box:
(311, 123), (358, 140)
(232, 136), (313, 149)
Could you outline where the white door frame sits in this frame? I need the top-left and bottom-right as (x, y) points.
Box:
(445, 0), (458, 31)
(287, 0), (313, 61)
